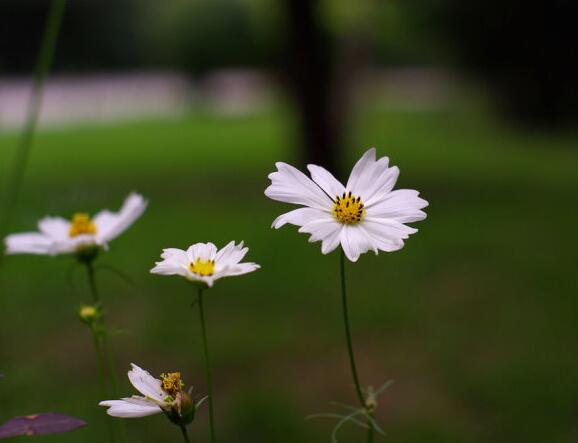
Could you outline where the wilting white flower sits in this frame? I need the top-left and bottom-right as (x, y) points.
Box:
(100, 364), (202, 422)
(264, 148), (428, 262)
(150, 241), (260, 288)
(4, 193), (147, 256)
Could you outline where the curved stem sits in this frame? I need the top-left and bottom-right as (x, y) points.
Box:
(0, 0), (67, 245)
(339, 249), (364, 405)
(197, 288), (216, 443)
(339, 249), (375, 442)
(180, 425), (191, 443)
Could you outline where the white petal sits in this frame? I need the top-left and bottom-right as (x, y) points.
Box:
(307, 164), (345, 199)
(346, 148), (378, 193)
(150, 248), (191, 277)
(361, 165), (399, 207)
(217, 262), (260, 278)
(187, 242), (218, 262)
(94, 193), (148, 243)
(37, 217), (70, 240)
(298, 217), (343, 255)
(99, 398), (162, 418)
(4, 233), (54, 255)
(359, 218), (415, 253)
(127, 364), (164, 402)
(272, 207), (329, 229)
(265, 162), (332, 210)
(346, 148), (400, 206)
(364, 217), (417, 238)
(367, 189), (428, 223)
(339, 225), (375, 262)
(215, 241), (248, 267)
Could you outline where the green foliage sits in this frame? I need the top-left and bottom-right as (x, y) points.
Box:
(0, 106), (577, 442)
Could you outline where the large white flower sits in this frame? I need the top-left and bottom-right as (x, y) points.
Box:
(100, 364), (200, 420)
(150, 241), (260, 287)
(4, 193), (147, 256)
(264, 148), (428, 262)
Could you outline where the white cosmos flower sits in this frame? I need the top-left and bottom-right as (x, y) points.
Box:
(100, 364), (190, 418)
(264, 148), (428, 262)
(150, 241), (260, 288)
(4, 193), (147, 256)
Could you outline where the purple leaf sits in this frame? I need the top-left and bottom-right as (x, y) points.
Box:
(0, 413), (86, 439)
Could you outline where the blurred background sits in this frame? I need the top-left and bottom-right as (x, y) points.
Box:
(0, 0), (577, 442)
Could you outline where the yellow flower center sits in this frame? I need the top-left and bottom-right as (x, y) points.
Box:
(160, 372), (184, 397)
(189, 259), (215, 276)
(333, 192), (365, 225)
(69, 213), (97, 238)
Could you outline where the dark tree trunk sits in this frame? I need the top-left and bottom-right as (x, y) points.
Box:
(281, 0), (344, 173)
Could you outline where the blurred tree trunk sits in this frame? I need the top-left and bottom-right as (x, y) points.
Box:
(282, 0), (343, 173)
(281, 0), (375, 175)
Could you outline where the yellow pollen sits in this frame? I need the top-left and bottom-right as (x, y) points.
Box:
(69, 213), (97, 238)
(189, 259), (215, 276)
(160, 372), (184, 397)
(332, 192), (365, 225)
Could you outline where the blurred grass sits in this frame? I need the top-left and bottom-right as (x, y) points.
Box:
(0, 106), (577, 443)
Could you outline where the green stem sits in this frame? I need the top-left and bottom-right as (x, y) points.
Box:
(84, 260), (118, 395)
(89, 324), (116, 443)
(0, 0), (67, 245)
(0, 0), (67, 415)
(366, 411), (375, 443)
(84, 260), (122, 443)
(339, 249), (375, 442)
(339, 249), (365, 405)
(197, 288), (216, 443)
(86, 260), (100, 303)
(180, 425), (191, 443)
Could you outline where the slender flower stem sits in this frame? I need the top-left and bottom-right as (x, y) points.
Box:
(197, 288), (216, 443)
(86, 259), (100, 303)
(339, 249), (364, 405)
(366, 411), (375, 443)
(339, 249), (375, 442)
(180, 425), (191, 443)
(0, 0), (67, 415)
(84, 259), (119, 395)
(84, 259), (122, 443)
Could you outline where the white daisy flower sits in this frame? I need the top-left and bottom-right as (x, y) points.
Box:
(4, 193), (147, 256)
(150, 241), (260, 288)
(264, 148), (428, 262)
(99, 364), (203, 423)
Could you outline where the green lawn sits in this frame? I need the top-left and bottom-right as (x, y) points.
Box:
(0, 106), (577, 443)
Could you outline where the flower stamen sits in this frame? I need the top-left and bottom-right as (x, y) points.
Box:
(160, 372), (185, 397)
(69, 213), (97, 238)
(189, 259), (215, 276)
(333, 192), (365, 225)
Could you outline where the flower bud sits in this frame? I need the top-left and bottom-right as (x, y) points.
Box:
(78, 304), (99, 324)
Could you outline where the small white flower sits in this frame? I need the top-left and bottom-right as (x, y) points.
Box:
(150, 241), (260, 288)
(4, 193), (147, 256)
(99, 364), (172, 418)
(100, 364), (203, 422)
(264, 148), (428, 262)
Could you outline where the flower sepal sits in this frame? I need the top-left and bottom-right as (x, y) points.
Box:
(75, 245), (101, 264)
(163, 390), (206, 427)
